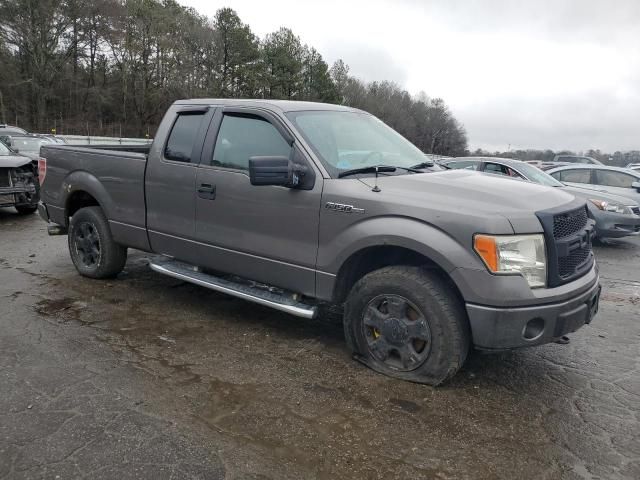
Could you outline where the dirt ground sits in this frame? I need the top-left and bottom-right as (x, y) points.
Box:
(1, 210), (638, 479)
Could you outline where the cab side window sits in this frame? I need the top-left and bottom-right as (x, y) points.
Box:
(212, 114), (291, 171)
(164, 112), (207, 163)
(594, 170), (635, 188)
(559, 169), (591, 184)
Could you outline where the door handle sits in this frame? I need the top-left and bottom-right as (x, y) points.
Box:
(197, 183), (216, 200)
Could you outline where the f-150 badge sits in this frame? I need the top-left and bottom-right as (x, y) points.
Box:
(325, 202), (365, 214)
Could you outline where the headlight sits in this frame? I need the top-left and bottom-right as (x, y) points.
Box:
(474, 234), (547, 288)
(588, 198), (631, 215)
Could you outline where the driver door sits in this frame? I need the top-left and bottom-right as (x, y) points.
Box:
(194, 108), (323, 297)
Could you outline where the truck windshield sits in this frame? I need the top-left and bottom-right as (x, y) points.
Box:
(0, 142), (11, 155)
(286, 110), (427, 177)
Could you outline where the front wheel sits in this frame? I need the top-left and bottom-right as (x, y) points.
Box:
(344, 266), (470, 385)
(68, 206), (127, 279)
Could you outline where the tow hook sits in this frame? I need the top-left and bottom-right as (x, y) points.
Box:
(555, 335), (570, 345)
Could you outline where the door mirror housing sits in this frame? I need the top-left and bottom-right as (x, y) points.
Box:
(249, 156), (308, 188)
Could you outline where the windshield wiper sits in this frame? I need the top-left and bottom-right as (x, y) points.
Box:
(410, 161), (435, 169)
(338, 165), (397, 178)
(338, 165), (423, 178)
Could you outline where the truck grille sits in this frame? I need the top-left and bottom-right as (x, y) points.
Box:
(0, 168), (11, 188)
(558, 248), (591, 279)
(536, 202), (594, 287)
(553, 207), (587, 239)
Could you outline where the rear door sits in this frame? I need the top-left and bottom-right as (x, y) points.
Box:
(593, 169), (640, 202)
(193, 108), (323, 296)
(145, 105), (214, 264)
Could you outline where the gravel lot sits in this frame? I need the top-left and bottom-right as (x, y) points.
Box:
(1, 210), (638, 479)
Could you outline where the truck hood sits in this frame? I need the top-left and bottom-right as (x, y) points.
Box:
(0, 154), (32, 168)
(324, 170), (580, 238)
(375, 170), (575, 214)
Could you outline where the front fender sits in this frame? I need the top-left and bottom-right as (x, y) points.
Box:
(318, 215), (485, 276)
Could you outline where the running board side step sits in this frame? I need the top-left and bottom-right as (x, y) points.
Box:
(149, 258), (317, 319)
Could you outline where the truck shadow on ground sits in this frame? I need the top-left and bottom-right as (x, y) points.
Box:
(0, 208), (37, 224)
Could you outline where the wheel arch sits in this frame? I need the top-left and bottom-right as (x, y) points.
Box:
(319, 216), (481, 304)
(330, 244), (466, 307)
(62, 171), (112, 225)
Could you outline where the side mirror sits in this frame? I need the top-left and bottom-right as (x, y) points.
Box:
(249, 156), (307, 188)
(632, 181), (640, 191)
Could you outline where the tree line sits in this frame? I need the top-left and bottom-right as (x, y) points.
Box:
(0, 0), (468, 156)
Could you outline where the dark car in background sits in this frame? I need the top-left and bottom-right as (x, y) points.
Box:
(0, 140), (39, 214)
(444, 157), (640, 239)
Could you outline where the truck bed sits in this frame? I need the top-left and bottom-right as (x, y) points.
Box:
(40, 143), (151, 251)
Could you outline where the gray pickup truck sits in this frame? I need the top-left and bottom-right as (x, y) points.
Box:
(38, 99), (601, 385)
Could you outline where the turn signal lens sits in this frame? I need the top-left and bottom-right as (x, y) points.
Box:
(474, 235), (498, 271)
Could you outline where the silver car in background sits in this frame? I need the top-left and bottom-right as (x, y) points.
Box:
(546, 164), (640, 205)
(445, 157), (640, 240)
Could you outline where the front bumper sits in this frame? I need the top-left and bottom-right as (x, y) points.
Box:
(593, 211), (640, 239)
(467, 276), (601, 350)
(0, 185), (37, 207)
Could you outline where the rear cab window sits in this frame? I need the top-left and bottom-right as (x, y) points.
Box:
(164, 112), (207, 163)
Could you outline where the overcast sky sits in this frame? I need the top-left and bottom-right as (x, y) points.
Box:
(179, 0), (639, 153)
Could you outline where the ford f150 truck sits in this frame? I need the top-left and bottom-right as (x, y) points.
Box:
(38, 99), (601, 385)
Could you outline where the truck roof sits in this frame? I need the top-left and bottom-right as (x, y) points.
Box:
(174, 98), (364, 114)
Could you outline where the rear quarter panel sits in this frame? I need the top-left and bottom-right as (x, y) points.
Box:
(40, 145), (149, 250)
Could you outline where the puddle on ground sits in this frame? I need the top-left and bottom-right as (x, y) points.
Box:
(33, 297), (87, 322)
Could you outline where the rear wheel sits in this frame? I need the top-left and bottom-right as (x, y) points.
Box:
(344, 266), (470, 385)
(68, 206), (127, 278)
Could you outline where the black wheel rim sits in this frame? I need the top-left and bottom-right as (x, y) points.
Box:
(362, 294), (432, 372)
(74, 221), (101, 268)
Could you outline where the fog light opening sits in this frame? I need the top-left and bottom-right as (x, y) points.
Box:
(523, 317), (545, 341)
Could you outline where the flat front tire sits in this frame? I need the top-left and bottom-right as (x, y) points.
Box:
(68, 206), (127, 279)
(344, 266), (470, 385)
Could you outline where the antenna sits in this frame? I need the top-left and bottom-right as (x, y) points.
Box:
(372, 166), (381, 192)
